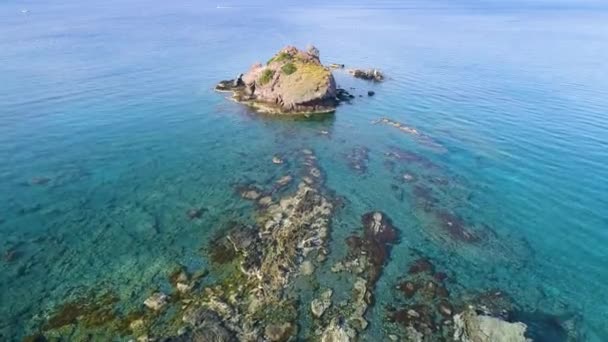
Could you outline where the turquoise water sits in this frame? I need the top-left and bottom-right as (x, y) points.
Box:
(1, 0), (608, 340)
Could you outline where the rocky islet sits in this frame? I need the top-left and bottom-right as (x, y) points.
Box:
(215, 46), (383, 115)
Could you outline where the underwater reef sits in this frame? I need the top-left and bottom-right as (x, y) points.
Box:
(25, 145), (583, 342)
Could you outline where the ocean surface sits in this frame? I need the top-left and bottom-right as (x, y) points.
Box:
(1, 0), (608, 340)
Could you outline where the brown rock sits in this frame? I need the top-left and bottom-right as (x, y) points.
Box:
(264, 322), (294, 341)
(218, 46), (340, 115)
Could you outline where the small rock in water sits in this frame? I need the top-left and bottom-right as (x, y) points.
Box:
(331, 261), (345, 273)
(300, 260), (315, 276)
(272, 155), (284, 164)
(403, 173), (415, 182)
(407, 309), (420, 318)
(264, 322), (293, 342)
(276, 175), (293, 187)
(309, 167), (321, 178)
(30, 176), (51, 185)
(129, 318), (146, 334)
(258, 196), (273, 206)
(321, 318), (357, 342)
(144, 292), (168, 311)
(367, 91), (375, 96)
(3, 248), (20, 263)
(399, 280), (418, 298)
(176, 282), (193, 294)
(408, 257), (435, 275)
(311, 289), (333, 318)
(186, 207), (206, 220)
(241, 190), (261, 200)
(438, 300), (453, 318)
(350, 68), (384, 82)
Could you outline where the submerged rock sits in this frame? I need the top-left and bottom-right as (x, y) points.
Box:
(235, 183), (264, 200)
(144, 292), (168, 311)
(321, 318), (357, 342)
(216, 45), (341, 115)
(344, 145), (370, 174)
(311, 289), (333, 318)
(30, 176), (51, 186)
(453, 308), (530, 342)
(189, 151), (334, 341)
(264, 322), (294, 341)
(272, 155), (284, 164)
(403, 173), (415, 182)
(275, 175), (293, 188)
(176, 308), (236, 342)
(300, 260), (315, 276)
(258, 196), (273, 207)
(318, 212), (398, 337)
(3, 248), (20, 263)
(186, 207), (206, 220)
(375, 118), (446, 152)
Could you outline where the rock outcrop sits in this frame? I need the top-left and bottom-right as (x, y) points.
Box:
(453, 308), (530, 342)
(216, 46), (343, 115)
(349, 68), (384, 82)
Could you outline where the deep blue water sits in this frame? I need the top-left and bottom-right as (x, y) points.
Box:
(1, 0), (608, 340)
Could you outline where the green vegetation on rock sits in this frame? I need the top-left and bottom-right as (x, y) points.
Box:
(267, 51), (292, 65)
(281, 62), (297, 75)
(259, 69), (275, 85)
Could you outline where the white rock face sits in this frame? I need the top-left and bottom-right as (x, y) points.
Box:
(321, 318), (356, 342)
(300, 260), (315, 276)
(453, 309), (531, 342)
(144, 292), (168, 311)
(311, 289), (333, 318)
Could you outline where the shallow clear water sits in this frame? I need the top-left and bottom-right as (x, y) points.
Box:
(1, 0), (608, 340)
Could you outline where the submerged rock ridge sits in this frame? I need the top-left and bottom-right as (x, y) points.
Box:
(319, 212), (399, 340)
(177, 149), (335, 340)
(216, 45), (346, 115)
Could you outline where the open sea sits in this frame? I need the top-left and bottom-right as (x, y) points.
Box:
(1, 0), (607, 340)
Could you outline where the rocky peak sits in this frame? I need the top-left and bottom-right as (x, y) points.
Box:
(216, 46), (343, 115)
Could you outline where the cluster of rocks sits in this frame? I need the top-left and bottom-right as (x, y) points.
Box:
(373, 117), (446, 152)
(157, 149), (335, 341)
(168, 308), (236, 342)
(373, 117), (422, 136)
(344, 145), (370, 175)
(349, 68), (385, 82)
(385, 256), (533, 342)
(329, 63), (385, 82)
(33, 147), (579, 342)
(317, 212), (399, 340)
(380, 145), (492, 246)
(385, 146), (441, 171)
